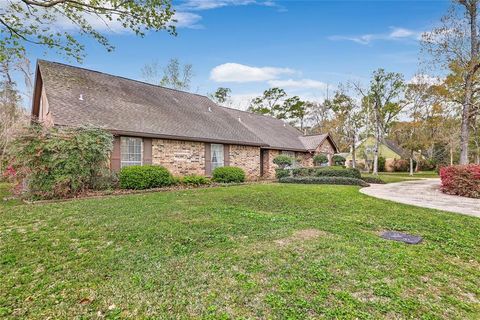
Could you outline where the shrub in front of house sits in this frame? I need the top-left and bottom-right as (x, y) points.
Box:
(4, 125), (113, 199)
(279, 176), (369, 187)
(313, 154), (329, 166)
(272, 155), (294, 169)
(119, 165), (174, 189)
(362, 176), (386, 184)
(440, 165), (480, 198)
(378, 156), (386, 172)
(181, 174), (211, 186)
(212, 166), (246, 183)
(275, 168), (291, 179)
(291, 166), (361, 179)
(332, 154), (346, 166)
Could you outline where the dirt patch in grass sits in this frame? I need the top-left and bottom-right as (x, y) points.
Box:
(274, 228), (328, 246)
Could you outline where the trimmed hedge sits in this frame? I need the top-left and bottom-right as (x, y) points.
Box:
(313, 154), (329, 166)
(440, 165), (480, 198)
(272, 155), (294, 169)
(291, 166), (361, 179)
(279, 176), (369, 187)
(181, 174), (211, 186)
(378, 156), (386, 172)
(119, 165), (174, 190)
(332, 155), (346, 166)
(275, 168), (290, 179)
(362, 176), (386, 184)
(212, 166), (245, 183)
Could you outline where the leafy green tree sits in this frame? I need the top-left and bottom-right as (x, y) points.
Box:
(0, 0), (176, 62)
(210, 87), (231, 105)
(325, 88), (363, 168)
(248, 87), (287, 116)
(248, 88), (308, 129)
(284, 96), (307, 130)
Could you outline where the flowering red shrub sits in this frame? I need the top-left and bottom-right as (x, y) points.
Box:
(440, 165), (480, 198)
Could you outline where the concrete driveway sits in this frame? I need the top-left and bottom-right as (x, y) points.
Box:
(360, 178), (480, 218)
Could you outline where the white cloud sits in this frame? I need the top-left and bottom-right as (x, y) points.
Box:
(329, 27), (422, 45)
(267, 78), (328, 90)
(179, 0), (276, 11)
(172, 12), (203, 29)
(210, 63), (295, 82)
(389, 27), (416, 39)
(408, 74), (443, 86)
(328, 34), (374, 45)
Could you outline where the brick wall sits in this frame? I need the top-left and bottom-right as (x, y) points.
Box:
(296, 152), (314, 167)
(152, 139), (206, 176)
(316, 140), (335, 154)
(151, 139), (261, 180)
(262, 149), (280, 179)
(229, 145), (261, 180)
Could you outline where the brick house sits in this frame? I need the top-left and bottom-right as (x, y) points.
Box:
(31, 60), (339, 180)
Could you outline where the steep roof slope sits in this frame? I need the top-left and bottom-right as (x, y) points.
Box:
(221, 107), (308, 151)
(35, 60), (334, 152)
(37, 60), (264, 146)
(384, 139), (410, 158)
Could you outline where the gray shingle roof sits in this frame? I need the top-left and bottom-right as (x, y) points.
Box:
(299, 134), (328, 150)
(37, 60), (333, 151)
(383, 139), (410, 158)
(221, 107), (309, 151)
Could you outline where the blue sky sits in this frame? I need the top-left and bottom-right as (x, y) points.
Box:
(26, 0), (451, 109)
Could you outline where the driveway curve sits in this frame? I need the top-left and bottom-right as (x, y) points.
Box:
(360, 178), (480, 218)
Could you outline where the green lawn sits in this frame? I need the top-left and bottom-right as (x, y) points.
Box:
(362, 171), (439, 183)
(1, 183), (478, 319)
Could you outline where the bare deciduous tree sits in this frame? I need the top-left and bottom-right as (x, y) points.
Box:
(353, 69), (406, 175)
(0, 59), (29, 170)
(141, 59), (194, 91)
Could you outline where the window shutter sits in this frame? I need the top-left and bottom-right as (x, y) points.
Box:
(111, 136), (121, 171)
(205, 143), (212, 176)
(143, 138), (152, 165)
(224, 145), (230, 166)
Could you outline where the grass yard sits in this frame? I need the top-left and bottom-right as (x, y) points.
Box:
(0, 183), (478, 319)
(362, 171), (439, 183)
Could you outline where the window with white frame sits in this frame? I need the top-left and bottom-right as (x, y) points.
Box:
(121, 137), (143, 167)
(211, 144), (224, 170)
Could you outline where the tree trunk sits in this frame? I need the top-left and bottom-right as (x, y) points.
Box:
(351, 142), (356, 169)
(460, 77), (472, 164)
(450, 145), (454, 166)
(409, 157), (414, 176)
(373, 128), (379, 175)
(460, 0), (478, 164)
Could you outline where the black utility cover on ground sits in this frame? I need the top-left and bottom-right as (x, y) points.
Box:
(380, 231), (423, 244)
